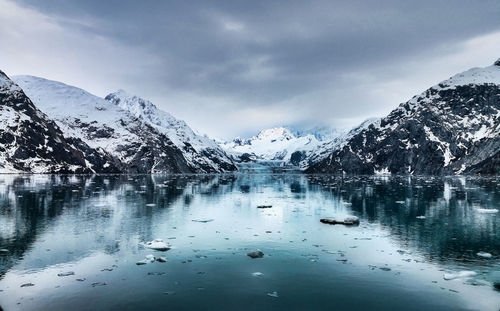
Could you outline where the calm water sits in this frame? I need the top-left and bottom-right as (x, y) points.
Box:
(0, 170), (499, 311)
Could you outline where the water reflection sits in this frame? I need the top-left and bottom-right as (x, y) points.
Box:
(0, 173), (498, 310)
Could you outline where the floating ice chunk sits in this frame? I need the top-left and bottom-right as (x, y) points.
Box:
(156, 257), (167, 263)
(476, 252), (492, 258)
(475, 208), (498, 214)
(267, 291), (279, 298)
(247, 250), (264, 258)
(443, 271), (477, 280)
(416, 216), (426, 219)
(192, 219), (214, 223)
(136, 254), (156, 265)
(143, 239), (171, 251)
(252, 272), (264, 277)
(146, 203), (156, 207)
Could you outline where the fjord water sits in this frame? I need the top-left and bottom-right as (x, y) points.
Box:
(0, 171), (499, 311)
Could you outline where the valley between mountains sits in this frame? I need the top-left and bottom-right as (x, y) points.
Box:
(1, 59), (499, 175)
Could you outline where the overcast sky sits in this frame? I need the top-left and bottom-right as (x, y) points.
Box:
(1, 0), (500, 139)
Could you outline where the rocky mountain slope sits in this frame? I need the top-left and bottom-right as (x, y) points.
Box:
(13, 76), (194, 174)
(0, 71), (115, 173)
(306, 59), (500, 175)
(104, 90), (236, 173)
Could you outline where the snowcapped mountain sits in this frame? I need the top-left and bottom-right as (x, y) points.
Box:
(219, 125), (371, 168)
(220, 127), (324, 163)
(0, 71), (114, 173)
(306, 59), (500, 175)
(104, 90), (236, 173)
(13, 75), (195, 174)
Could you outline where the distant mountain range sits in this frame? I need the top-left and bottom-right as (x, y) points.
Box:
(0, 59), (498, 174)
(219, 121), (376, 168)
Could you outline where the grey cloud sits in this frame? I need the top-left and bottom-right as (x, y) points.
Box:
(5, 0), (500, 138)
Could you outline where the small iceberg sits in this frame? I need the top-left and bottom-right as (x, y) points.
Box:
(252, 272), (264, 277)
(476, 251), (492, 258)
(143, 239), (171, 251)
(443, 271), (477, 280)
(267, 291), (279, 298)
(136, 254), (156, 265)
(416, 216), (426, 219)
(475, 208), (498, 214)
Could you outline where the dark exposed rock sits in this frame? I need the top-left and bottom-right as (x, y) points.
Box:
(290, 150), (306, 166)
(247, 250), (264, 258)
(238, 153), (257, 163)
(257, 205), (272, 209)
(320, 216), (360, 226)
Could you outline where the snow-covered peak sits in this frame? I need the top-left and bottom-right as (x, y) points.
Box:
(0, 70), (22, 92)
(220, 125), (352, 165)
(256, 127), (295, 141)
(105, 90), (217, 150)
(437, 61), (500, 89)
(12, 75), (116, 121)
(106, 90), (179, 128)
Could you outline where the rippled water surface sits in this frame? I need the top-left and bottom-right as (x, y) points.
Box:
(0, 171), (499, 310)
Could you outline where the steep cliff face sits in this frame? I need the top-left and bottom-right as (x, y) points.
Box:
(0, 71), (116, 173)
(13, 76), (192, 173)
(306, 60), (500, 175)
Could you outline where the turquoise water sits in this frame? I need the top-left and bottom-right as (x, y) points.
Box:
(0, 172), (499, 310)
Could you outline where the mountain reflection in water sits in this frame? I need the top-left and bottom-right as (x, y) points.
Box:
(0, 173), (498, 311)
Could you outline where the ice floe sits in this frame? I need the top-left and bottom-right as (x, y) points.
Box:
(476, 252), (492, 258)
(143, 239), (171, 251)
(475, 208), (498, 214)
(443, 271), (477, 280)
